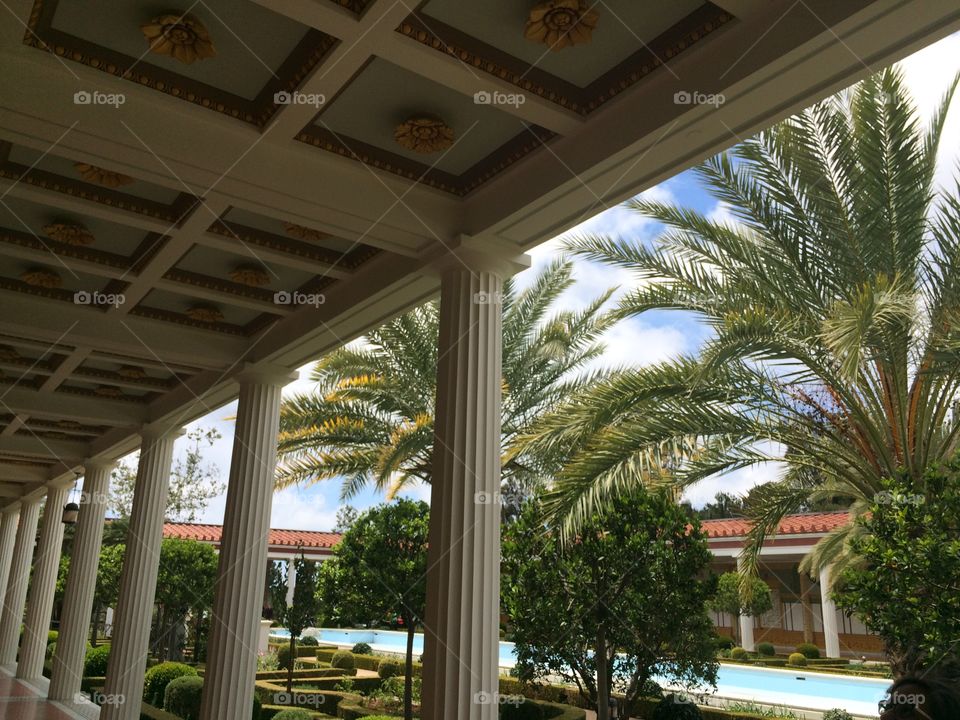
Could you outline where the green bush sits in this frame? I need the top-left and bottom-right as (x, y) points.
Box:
(352, 642), (373, 655)
(712, 635), (735, 650)
(271, 711), (312, 720)
(277, 644), (294, 671)
(756, 642), (775, 657)
(84, 645), (111, 676)
(144, 662), (198, 706)
(47, 630), (59, 645)
(795, 643), (820, 659)
(729, 647), (748, 660)
(788, 652), (807, 666)
(378, 658), (402, 679)
(822, 710), (854, 720)
(164, 675), (204, 720)
(299, 636), (319, 647)
(651, 694), (703, 720)
(501, 699), (544, 719)
(331, 650), (356, 670)
(253, 694), (262, 720)
(46, 641), (57, 661)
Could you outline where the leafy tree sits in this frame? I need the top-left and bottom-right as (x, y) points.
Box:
(333, 505), (358, 533)
(318, 500), (429, 720)
(502, 490), (718, 720)
(109, 427), (225, 522)
(152, 539), (218, 661)
(55, 542), (125, 646)
(271, 556), (321, 693)
(523, 67), (960, 576)
(276, 260), (615, 520)
(708, 572), (773, 646)
(834, 455), (960, 677)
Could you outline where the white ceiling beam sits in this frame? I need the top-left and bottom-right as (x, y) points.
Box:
(0, 433), (89, 460)
(193, 229), (354, 279)
(0, 385), (146, 426)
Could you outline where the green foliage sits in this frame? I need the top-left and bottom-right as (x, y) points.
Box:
(729, 647), (748, 660)
(822, 710), (854, 720)
(153, 539), (219, 661)
(710, 573), (773, 621)
(163, 675), (204, 719)
(352, 642), (373, 655)
(712, 635), (734, 650)
(299, 635), (319, 647)
(526, 66), (960, 583)
(144, 662), (198, 706)
(253, 695), (262, 720)
(47, 630), (58, 645)
(275, 259), (617, 523)
(331, 650), (356, 670)
(502, 490), (718, 719)
(756, 643), (775, 657)
(651, 695), (703, 720)
(834, 457), (960, 674)
(277, 644), (294, 671)
(794, 643), (820, 659)
(271, 711), (312, 720)
(500, 700), (544, 720)
(787, 653), (807, 667)
(84, 645), (110, 676)
(378, 658), (402, 679)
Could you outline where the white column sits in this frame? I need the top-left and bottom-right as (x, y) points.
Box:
(422, 266), (503, 720)
(199, 367), (293, 720)
(0, 506), (19, 611)
(0, 495), (41, 665)
(285, 557), (297, 608)
(819, 566), (841, 658)
(50, 460), (115, 702)
(17, 484), (70, 679)
(100, 429), (179, 720)
(737, 557), (755, 651)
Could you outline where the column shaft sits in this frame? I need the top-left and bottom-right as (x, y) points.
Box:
(737, 557), (755, 651)
(101, 432), (178, 720)
(17, 485), (70, 679)
(819, 567), (841, 658)
(0, 508), (19, 613)
(199, 372), (288, 720)
(0, 497), (41, 665)
(422, 268), (502, 720)
(49, 462), (115, 701)
(799, 571), (815, 645)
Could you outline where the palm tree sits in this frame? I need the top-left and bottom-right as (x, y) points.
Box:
(275, 259), (615, 515)
(523, 66), (960, 576)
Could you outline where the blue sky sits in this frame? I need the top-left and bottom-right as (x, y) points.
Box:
(118, 33), (960, 531)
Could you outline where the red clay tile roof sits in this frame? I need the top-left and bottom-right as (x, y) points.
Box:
(163, 522), (341, 549)
(700, 511), (851, 539)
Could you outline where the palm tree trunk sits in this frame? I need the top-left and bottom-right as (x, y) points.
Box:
(404, 617), (415, 720)
(596, 626), (609, 720)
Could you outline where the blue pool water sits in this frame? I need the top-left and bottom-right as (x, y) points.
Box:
(274, 628), (887, 716)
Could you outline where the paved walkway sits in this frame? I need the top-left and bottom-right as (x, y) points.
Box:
(0, 668), (98, 720)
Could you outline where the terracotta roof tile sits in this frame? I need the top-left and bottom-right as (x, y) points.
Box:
(163, 522), (341, 549)
(700, 511), (851, 539)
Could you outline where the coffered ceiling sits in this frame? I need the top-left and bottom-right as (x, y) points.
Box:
(1, 0), (958, 503)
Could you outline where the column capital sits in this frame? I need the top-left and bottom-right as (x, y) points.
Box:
(424, 235), (530, 278)
(1, 501), (21, 514)
(139, 423), (186, 441)
(83, 457), (118, 473)
(232, 363), (298, 388)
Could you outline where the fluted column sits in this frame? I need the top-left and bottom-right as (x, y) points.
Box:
(422, 266), (503, 720)
(819, 566), (841, 658)
(100, 429), (179, 720)
(17, 484), (70, 679)
(0, 506), (19, 611)
(199, 366), (293, 720)
(49, 460), (115, 701)
(737, 556), (755, 651)
(0, 495), (41, 665)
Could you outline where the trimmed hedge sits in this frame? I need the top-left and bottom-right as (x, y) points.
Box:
(795, 643), (821, 659)
(331, 650), (356, 671)
(788, 652), (807, 666)
(651, 694), (703, 720)
(164, 676), (204, 720)
(316, 648), (423, 677)
(351, 642), (372, 655)
(755, 642), (775, 657)
(729, 647), (748, 660)
(144, 662), (198, 707)
(256, 667), (355, 681)
(272, 710), (313, 720)
(84, 645), (111, 676)
(377, 659), (401, 679)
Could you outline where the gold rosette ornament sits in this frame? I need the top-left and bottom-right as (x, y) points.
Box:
(524, 0), (599, 51)
(394, 115), (455, 154)
(21, 268), (62, 288)
(186, 304), (224, 323)
(43, 222), (95, 246)
(229, 264), (271, 287)
(283, 223), (328, 243)
(74, 163), (134, 188)
(141, 13), (216, 65)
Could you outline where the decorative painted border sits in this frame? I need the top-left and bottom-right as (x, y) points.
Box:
(22, 0), (339, 128)
(0, 227), (132, 270)
(128, 305), (249, 336)
(163, 267), (282, 303)
(56, 384), (154, 404)
(73, 366), (176, 391)
(295, 125), (555, 196)
(395, 2), (734, 116)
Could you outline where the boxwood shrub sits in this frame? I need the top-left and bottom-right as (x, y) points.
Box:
(712, 635), (735, 650)
(144, 662), (198, 706)
(795, 643), (820, 659)
(84, 645), (111, 677)
(729, 647), (748, 660)
(271, 710), (312, 720)
(299, 636), (319, 647)
(164, 675), (204, 720)
(351, 642), (373, 655)
(331, 650), (356, 671)
(378, 658), (402, 679)
(788, 652), (807, 666)
(651, 694), (703, 720)
(755, 642), (775, 657)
